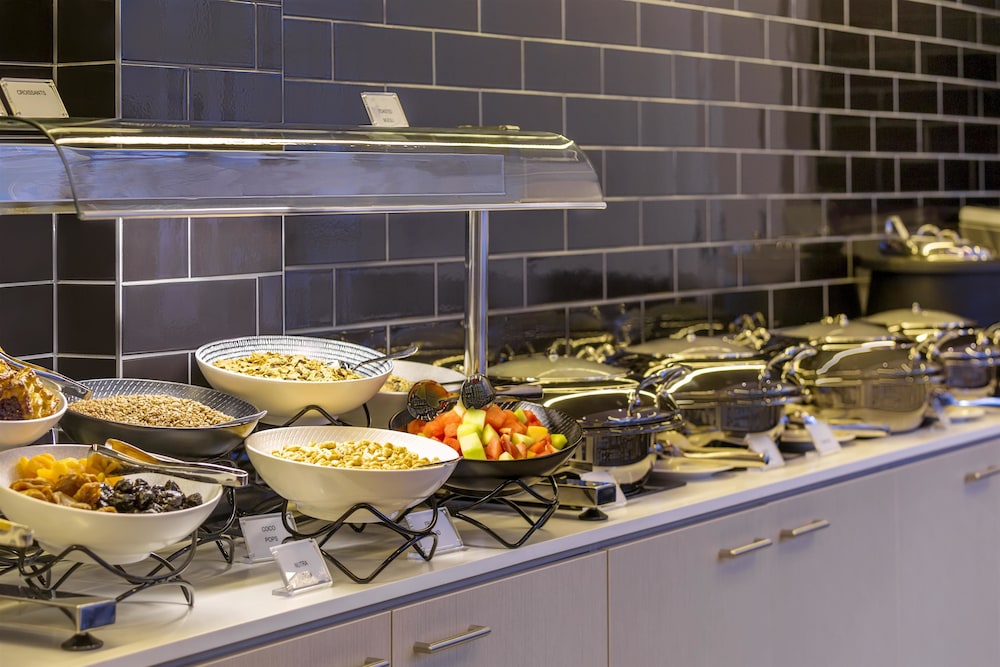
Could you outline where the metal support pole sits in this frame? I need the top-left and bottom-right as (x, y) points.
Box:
(464, 210), (489, 376)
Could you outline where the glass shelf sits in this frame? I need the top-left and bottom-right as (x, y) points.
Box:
(0, 117), (604, 220)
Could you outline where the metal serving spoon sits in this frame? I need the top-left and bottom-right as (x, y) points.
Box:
(347, 344), (419, 373)
(406, 377), (543, 420)
(93, 438), (248, 487)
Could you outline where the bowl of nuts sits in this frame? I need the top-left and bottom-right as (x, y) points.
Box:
(0, 444), (223, 563)
(59, 378), (265, 460)
(196, 335), (393, 426)
(244, 425), (460, 522)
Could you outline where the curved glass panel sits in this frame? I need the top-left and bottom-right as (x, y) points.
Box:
(0, 118), (604, 218)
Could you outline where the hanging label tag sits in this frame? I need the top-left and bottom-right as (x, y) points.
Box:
(803, 418), (842, 455)
(0, 78), (68, 118)
(745, 433), (785, 469)
(403, 507), (464, 558)
(240, 512), (296, 563)
(270, 538), (332, 596)
(361, 92), (409, 127)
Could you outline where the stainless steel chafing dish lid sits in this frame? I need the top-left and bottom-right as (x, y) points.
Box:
(790, 341), (942, 380)
(0, 117), (605, 219)
(862, 303), (976, 337)
(779, 315), (902, 345)
(627, 334), (759, 361)
(487, 356), (629, 384)
(661, 363), (803, 403)
(542, 388), (683, 433)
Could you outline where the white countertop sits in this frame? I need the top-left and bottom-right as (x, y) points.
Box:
(3, 415), (999, 666)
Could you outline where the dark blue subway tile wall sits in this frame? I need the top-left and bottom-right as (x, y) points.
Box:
(122, 280), (259, 353)
(122, 218), (188, 282)
(0, 285), (54, 357)
(1, 0), (999, 371)
(191, 217), (282, 277)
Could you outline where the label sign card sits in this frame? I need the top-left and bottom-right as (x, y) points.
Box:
(270, 538), (332, 597)
(745, 432), (785, 469)
(239, 512), (296, 563)
(403, 507), (463, 558)
(803, 418), (843, 456)
(361, 92), (409, 127)
(0, 78), (68, 118)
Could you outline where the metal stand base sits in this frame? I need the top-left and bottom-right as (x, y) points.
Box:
(277, 498), (440, 584)
(438, 476), (559, 548)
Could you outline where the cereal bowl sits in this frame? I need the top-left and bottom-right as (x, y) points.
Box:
(244, 425), (460, 522)
(0, 380), (67, 450)
(59, 378), (265, 460)
(0, 444), (223, 564)
(340, 360), (466, 428)
(196, 336), (392, 425)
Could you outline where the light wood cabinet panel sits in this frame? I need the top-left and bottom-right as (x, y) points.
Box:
(193, 611), (391, 667)
(608, 506), (774, 667)
(769, 470), (898, 667)
(391, 551), (608, 667)
(894, 439), (1000, 667)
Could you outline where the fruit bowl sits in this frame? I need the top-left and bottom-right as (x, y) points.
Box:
(340, 360), (466, 428)
(389, 400), (583, 495)
(244, 425), (460, 522)
(196, 335), (392, 425)
(59, 378), (265, 460)
(0, 380), (67, 450)
(0, 444), (223, 564)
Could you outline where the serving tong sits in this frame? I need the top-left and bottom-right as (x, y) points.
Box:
(92, 438), (248, 487)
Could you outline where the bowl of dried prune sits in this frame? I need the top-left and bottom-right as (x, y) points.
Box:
(0, 444), (223, 564)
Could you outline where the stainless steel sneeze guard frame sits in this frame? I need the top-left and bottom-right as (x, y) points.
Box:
(0, 117), (605, 219)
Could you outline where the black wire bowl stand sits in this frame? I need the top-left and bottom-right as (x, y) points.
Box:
(276, 403), (371, 428)
(0, 531), (207, 651)
(275, 496), (440, 584)
(437, 475), (560, 549)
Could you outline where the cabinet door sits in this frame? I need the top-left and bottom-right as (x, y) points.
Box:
(769, 470), (898, 667)
(895, 440), (1000, 667)
(391, 551), (607, 667)
(608, 506), (774, 667)
(194, 611), (391, 667)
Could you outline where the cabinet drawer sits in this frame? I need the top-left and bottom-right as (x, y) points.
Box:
(392, 551), (607, 667)
(194, 612), (391, 667)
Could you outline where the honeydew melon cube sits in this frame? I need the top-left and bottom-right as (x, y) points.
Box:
(458, 431), (487, 459)
(463, 408), (487, 430)
(550, 433), (568, 450)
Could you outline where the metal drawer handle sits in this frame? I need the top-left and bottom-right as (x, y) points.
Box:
(718, 537), (773, 559)
(780, 519), (831, 539)
(361, 659), (390, 667)
(965, 465), (1000, 483)
(413, 625), (491, 653)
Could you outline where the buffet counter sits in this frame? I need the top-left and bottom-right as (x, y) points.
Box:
(3, 415), (1000, 666)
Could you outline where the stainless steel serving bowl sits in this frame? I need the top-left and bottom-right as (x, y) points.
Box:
(60, 378), (265, 460)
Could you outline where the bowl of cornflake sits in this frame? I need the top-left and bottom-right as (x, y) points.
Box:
(196, 335), (393, 426)
(244, 425), (460, 522)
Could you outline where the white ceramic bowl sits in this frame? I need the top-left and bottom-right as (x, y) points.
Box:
(195, 335), (392, 425)
(0, 381), (67, 450)
(244, 425), (460, 522)
(0, 444), (223, 564)
(340, 360), (466, 428)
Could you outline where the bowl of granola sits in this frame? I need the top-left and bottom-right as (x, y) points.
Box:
(196, 335), (392, 426)
(59, 378), (265, 460)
